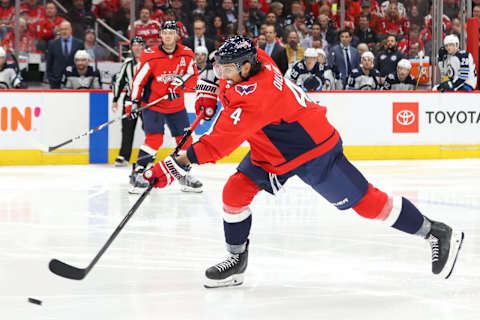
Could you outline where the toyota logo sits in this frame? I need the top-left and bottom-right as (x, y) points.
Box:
(396, 110), (415, 125)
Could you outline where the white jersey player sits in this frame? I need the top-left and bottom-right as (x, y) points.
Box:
(0, 47), (22, 89)
(347, 51), (381, 90)
(437, 34), (477, 91)
(383, 59), (416, 90)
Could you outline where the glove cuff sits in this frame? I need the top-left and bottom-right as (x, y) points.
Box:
(195, 79), (219, 97)
(163, 155), (189, 180)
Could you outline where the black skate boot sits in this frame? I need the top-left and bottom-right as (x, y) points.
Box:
(204, 240), (249, 288)
(128, 164), (149, 194)
(426, 220), (464, 279)
(115, 155), (128, 167)
(178, 173), (203, 193)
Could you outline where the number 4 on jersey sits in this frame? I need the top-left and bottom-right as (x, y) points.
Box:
(230, 108), (242, 125)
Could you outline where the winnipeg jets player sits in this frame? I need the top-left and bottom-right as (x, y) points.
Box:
(383, 59), (416, 90)
(142, 36), (464, 288)
(0, 47), (22, 89)
(286, 48), (327, 91)
(347, 51), (381, 90)
(437, 34), (477, 91)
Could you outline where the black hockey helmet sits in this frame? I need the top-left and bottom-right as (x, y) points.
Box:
(162, 20), (178, 32)
(215, 36), (257, 67)
(131, 36), (145, 47)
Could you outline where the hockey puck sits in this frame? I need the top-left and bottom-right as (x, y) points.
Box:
(28, 297), (42, 305)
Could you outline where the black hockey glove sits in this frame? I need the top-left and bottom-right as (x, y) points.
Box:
(438, 46), (448, 61)
(439, 81), (453, 92)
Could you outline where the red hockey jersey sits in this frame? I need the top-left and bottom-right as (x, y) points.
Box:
(20, 4), (45, 25)
(188, 49), (340, 175)
(0, 5), (14, 26)
(131, 44), (198, 113)
(31, 16), (65, 41)
(128, 19), (162, 42)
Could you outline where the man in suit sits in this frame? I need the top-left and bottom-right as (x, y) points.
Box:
(328, 28), (361, 88)
(258, 24), (288, 74)
(182, 20), (215, 54)
(46, 21), (84, 88)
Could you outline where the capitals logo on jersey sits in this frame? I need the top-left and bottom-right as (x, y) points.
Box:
(235, 83), (257, 96)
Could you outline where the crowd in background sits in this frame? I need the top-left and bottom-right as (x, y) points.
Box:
(0, 0), (478, 89)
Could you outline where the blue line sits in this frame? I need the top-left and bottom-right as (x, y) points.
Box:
(89, 92), (109, 163)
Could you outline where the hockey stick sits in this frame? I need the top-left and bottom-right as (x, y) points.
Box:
(415, 51), (425, 90)
(48, 111), (204, 281)
(45, 94), (172, 152)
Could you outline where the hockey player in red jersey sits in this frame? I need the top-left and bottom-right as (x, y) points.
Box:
(143, 36), (464, 287)
(128, 20), (202, 194)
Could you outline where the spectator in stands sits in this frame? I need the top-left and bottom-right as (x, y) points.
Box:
(398, 24), (424, 56)
(473, 5), (480, 19)
(108, 0), (131, 39)
(444, 0), (460, 20)
(2, 17), (38, 54)
(265, 12), (283, 39)
(285, 30), (304, 67)
(32, 2), (65, 42)
(84, 29), (109, 62)
(183, 19), (215, 54)
(380, 0), (406, 18)
(407, 41), (421, 59)
(218, 0), (237, 28)
(66, 0), (96, 40)
(163, 9), (189, 42)
(0, 46), (22, 89)
(170, 0), (190, 31)
(356, 0), (380, 29)
(0, 0), (15, 35)
(450, 18), (462, 38)
(301, 22), (321, 49)
(318, 14), (336, 48)
(357, 43), (369, 57)
(328, 28), (361, 87)
(208, 15), (229, 41)
(407, 5), (424, 28)
(128, 7), (162, 42)
(355, 15), (377, 52)
(94, 0), (121, 20)
(375, 34), (404, 79)
(284, 1), (303, 27)
(383, 58), (416, 90)
(269, 2), (284, 24)
(63, 49), (101, 89)
(248, 0), (266, 33)
(347, 51), (381, 90)
(256, 33), (266, 46)
(377, 2), (409, 36)
(143, 0), (166, 24)
(46, 21), (84, 89)
(285, 13), (308, 43)
(21, 0), (45, 26)
(258, 24), (288, 74)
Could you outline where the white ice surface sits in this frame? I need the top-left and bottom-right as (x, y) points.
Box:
(1, 159), (480, 320)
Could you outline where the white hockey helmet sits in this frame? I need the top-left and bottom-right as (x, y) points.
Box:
(361, 51), (374, 61)
(397, 59), (412, 71)
(443, 34), (459, 48)
(0, 46), (6, 58)
(74, 50), (90, 61)
(316, 48), (327, 59)
(304, 47), (318, 58)
(195, 46), (208, 56)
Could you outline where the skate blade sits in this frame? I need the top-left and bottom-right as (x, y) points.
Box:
(204, 274), (244, 288)
(440, 231), (464, 279)
(180, 185), (203, 193)
(128, 186), (146, 194)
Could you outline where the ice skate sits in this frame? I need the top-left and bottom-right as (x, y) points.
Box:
(129, 165), (149, 194)
(426, 220), (464, 279)
(178, 173), (203, 193)
(115, 156), (128, 167)
(204, 240), (249, 288)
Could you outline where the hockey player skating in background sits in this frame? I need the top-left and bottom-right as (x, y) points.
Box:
(286, 48), (334, 91)
(143, 36), (464, 288)
(383, 58), (416, 90)
(0, 47), (22, 89)
(347, 51), (381, 90)
(436, 34), (477, 92)
(63, 50), (101, 89)
(112, 36), (146, 167)
(128, 21), (202, 194)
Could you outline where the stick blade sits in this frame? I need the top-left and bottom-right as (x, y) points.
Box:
(49, 259), (87, 280)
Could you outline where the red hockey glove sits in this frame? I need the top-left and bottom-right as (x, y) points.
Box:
(195, 79), (219, 121)
(125, 100), (140, 119)
(143, 155), (190, 188)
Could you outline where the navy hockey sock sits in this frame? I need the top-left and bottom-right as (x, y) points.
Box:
(392, 197), (431, 236)
(224, 215), (251, 254)
(137, 149), (154, 168)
